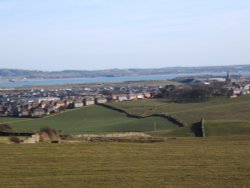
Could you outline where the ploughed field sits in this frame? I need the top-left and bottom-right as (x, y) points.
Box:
(1, 105), (189, 136)
(108, 96), (250, 136)
(0, 137), (250, 188)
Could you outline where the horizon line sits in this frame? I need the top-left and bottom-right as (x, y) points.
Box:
(0, 64), (249, 72)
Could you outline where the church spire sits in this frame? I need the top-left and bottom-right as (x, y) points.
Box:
(226, 70), (231, 83)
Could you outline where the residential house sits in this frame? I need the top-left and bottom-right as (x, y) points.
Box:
(117, 95), (128, 101)
(33, 97), (60, 103)
(95, 97), (107, 104)
(40, 101), (48, 109)
(19, 108), (30, 117)
(74, 99), (84, 108)
(31, 108), (45, 118)
(143, 92), (152, 99)
(84, 97), (95, 106)
(112, 94), (118, 101)
(136, 93), (144, 100)
(55, 100), (66, 109)
(46, 105), (59, 115)
(127, 94), (137, 100)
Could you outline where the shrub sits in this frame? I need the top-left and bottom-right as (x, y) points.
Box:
(9, 136), (22, 143)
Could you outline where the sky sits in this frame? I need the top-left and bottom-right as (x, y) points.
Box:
(0, 0), (250, 71)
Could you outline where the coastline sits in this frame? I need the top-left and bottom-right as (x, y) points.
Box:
(0, 71), (249, 87)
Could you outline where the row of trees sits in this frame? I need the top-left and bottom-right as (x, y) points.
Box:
(160, 84), (231, 102)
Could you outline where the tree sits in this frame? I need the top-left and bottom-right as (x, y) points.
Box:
(160, 84), (214, 102)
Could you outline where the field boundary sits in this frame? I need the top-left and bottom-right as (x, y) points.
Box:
(98, 103), (187, 127)
(201, 118), (206, 137)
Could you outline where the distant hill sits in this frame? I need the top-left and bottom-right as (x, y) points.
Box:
(0, 65), (250, 79)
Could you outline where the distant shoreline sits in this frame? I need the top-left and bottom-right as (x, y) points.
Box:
(1, 64), (250, 82)
(0, 70), (249, 87)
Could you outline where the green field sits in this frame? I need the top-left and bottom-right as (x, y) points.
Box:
(1, 96), (250, 187)
(0, 105), (186, 136)
(0, 117), (31, 124)
(108, 96), (250, 136)
(0, 137), (249, 188)
(204, 120), (250, 136)
(1, 96), (250, 136)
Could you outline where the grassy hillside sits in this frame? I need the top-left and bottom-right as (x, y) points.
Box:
(0, 117), (31, 124)
(2, 96), (250, 136)
(109, 96), (250, 136)
(204, 120), (250, 136)
(0, 137), (249, 188)
(2, 105), (187, 136)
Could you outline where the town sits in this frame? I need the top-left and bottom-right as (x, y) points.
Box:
(0, 83), (157, 118)
(1, 72), (250, 118)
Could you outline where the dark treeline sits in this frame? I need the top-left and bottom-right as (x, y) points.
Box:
(159, 83), (231, 102)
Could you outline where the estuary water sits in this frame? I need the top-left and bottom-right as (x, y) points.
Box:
(0, 72), (249, 87)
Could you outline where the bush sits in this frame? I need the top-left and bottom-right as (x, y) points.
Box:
(9, 136), (22, 143)
(161, 84), (214, 102)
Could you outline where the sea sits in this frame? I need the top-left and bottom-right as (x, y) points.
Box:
(0, 71), (250, 87)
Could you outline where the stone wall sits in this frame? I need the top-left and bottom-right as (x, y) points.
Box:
(23, 134), (40, 144)
(98, 103), (187, 127)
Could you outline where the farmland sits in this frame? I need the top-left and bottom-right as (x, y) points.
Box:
(1, 105), (188, 136)
(108, 96), (250, 136)
(1, 96), (250, 137)
(0, 137), (250, 188)
(0, 117), (31, 124)
(0, 90), (250, 188)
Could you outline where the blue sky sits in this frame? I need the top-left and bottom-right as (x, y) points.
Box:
(0, 0), (249, 70)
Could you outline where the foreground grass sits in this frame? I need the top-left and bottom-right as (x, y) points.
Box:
(0, 136), (12, 144)
(0, 137), (249, 188)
